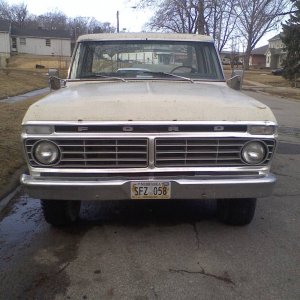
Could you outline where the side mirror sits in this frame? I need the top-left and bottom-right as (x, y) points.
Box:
(48, 68), (59, 77)
(49, 76), (66, 90)
(48, 68), (66, 90)
(227, 70), (244, 91)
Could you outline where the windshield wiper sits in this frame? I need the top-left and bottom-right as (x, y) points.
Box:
(142, 71), (194, 83)
(77, 74), (127, 82)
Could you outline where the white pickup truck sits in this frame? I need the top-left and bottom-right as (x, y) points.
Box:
(20, 33), (277, 227)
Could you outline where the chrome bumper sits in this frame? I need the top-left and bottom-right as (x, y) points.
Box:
(20, 174), (276, 201)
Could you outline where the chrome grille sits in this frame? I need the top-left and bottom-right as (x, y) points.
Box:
(155, 138), (275, 167)
(26, 139), (148, 168)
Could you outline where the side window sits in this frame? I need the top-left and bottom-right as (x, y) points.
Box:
(20, 38), (26, 45)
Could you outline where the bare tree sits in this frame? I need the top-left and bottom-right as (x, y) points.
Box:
(87, 18), (115, 34)
(132, 0), (238, 51)
(235, 0), (290, 69)
(143, 0), (203, 33)
(0, 0), (13, 20)
(11, 2), (28, 27)
(33, 10), (68, 30)
(0, 1), (29, 26)
(206, 0), (239, 51)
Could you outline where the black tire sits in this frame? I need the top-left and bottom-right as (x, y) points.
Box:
(217, 198), (256, 226)
(41, 200), (81, 227)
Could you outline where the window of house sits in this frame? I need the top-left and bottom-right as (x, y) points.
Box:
(45, 39), (51, 47)
(12, 37), (17, 49)
(20, 38), (26, 45)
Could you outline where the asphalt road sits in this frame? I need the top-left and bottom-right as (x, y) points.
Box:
(0, 91), (299, 300)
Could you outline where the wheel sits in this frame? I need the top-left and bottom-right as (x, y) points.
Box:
(41, 200), (81, 227)
(170, 65), (194, 73)
(217, 198), (256, 226)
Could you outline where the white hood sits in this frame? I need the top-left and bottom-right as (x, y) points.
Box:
(23, 81), (276, 123)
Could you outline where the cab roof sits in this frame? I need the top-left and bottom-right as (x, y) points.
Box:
(77, 32), (214, 43)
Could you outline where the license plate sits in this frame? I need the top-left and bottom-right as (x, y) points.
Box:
(131, 182), (171, 199)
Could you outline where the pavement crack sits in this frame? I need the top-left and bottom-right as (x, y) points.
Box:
(57, 262), (70, 274)
(192, 223), (200, 249)
(169, 268), (235, 285)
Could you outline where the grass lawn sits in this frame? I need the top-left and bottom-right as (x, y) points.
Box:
(243, 70), (291, 87)
(0, 54), (70, 100)
(0, 69), (48, 99)
(224, 68), (300, 100)
(0, 96), (42, 194)
(223, 68), (291, 87)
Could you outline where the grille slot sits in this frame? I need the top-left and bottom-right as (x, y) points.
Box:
(26, 139), (148, 168)
(155, 138), (275, 167)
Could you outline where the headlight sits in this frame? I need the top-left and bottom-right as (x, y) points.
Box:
(241, 141), (267, 165)
(248, 125), (276, 135)
(33, 140), (60, 165)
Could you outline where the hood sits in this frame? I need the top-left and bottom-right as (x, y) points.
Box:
(23, 81), (276, 123)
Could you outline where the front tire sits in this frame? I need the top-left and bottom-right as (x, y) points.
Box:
(217, 198), (256, 226)
(41, 200), (81, 227)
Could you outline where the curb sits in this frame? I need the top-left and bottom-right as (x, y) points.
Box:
(0, 186), (21, 213)
(0, 166), (27, 213)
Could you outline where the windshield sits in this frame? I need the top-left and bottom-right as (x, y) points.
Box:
(70, 40), (224, 81)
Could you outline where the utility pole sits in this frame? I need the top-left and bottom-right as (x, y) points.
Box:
(116, 11), (120, 33)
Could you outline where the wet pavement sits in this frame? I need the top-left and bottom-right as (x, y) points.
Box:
(0, 91), (300, 299)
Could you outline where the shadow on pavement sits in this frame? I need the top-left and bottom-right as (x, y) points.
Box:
(77, 199), (217, 228)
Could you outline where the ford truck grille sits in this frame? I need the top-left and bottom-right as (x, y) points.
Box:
(25, 138), (275, 168)
(26, 139), (148, 168)
(155, 138), (275, 167)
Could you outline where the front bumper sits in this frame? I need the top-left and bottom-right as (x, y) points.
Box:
(20, 173), (276, 201)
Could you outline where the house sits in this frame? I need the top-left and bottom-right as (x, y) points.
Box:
(219, 50), (244, 66)
(265, 33), (286, 69)
(10, 26), (71, 57)
(249, 45), (268, 67)
(0, 20), (71, 67)
(0, 20), (11, 67)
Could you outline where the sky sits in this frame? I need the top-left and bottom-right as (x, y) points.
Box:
(5, 0), (152, 32)
(5, 0), (283, 49)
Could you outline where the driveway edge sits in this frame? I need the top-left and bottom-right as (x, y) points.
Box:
(0, 166), (27, 213)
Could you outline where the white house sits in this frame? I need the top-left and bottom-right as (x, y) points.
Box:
(0, 20), (11, 67)
(265, 34), (286, 69)
(0, 20), (71, 67)
(11, 26), (71, 57)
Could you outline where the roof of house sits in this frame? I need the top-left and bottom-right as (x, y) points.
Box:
(251, 45), (268, 55)
(0, 19), (10, 32)
(268, 33), (284, 42)
(11, 26), (71, 39)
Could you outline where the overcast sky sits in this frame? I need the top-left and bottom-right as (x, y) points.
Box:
(6, 0), (281, 48)
(6, 0), (151, 32)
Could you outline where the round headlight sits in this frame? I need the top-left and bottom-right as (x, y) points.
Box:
(33, 140), (60, 165)
(242, 141), (267, 165)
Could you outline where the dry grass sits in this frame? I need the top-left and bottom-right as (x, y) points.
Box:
(223, 68), (291, 87)
(224, 68), (300, 100)
(0, 54), (70, 100)
(0, 96), (42, 191)
(0, 69), (48, 99)
(7, 54), (71, 70)
(243, 70), (291, 87)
